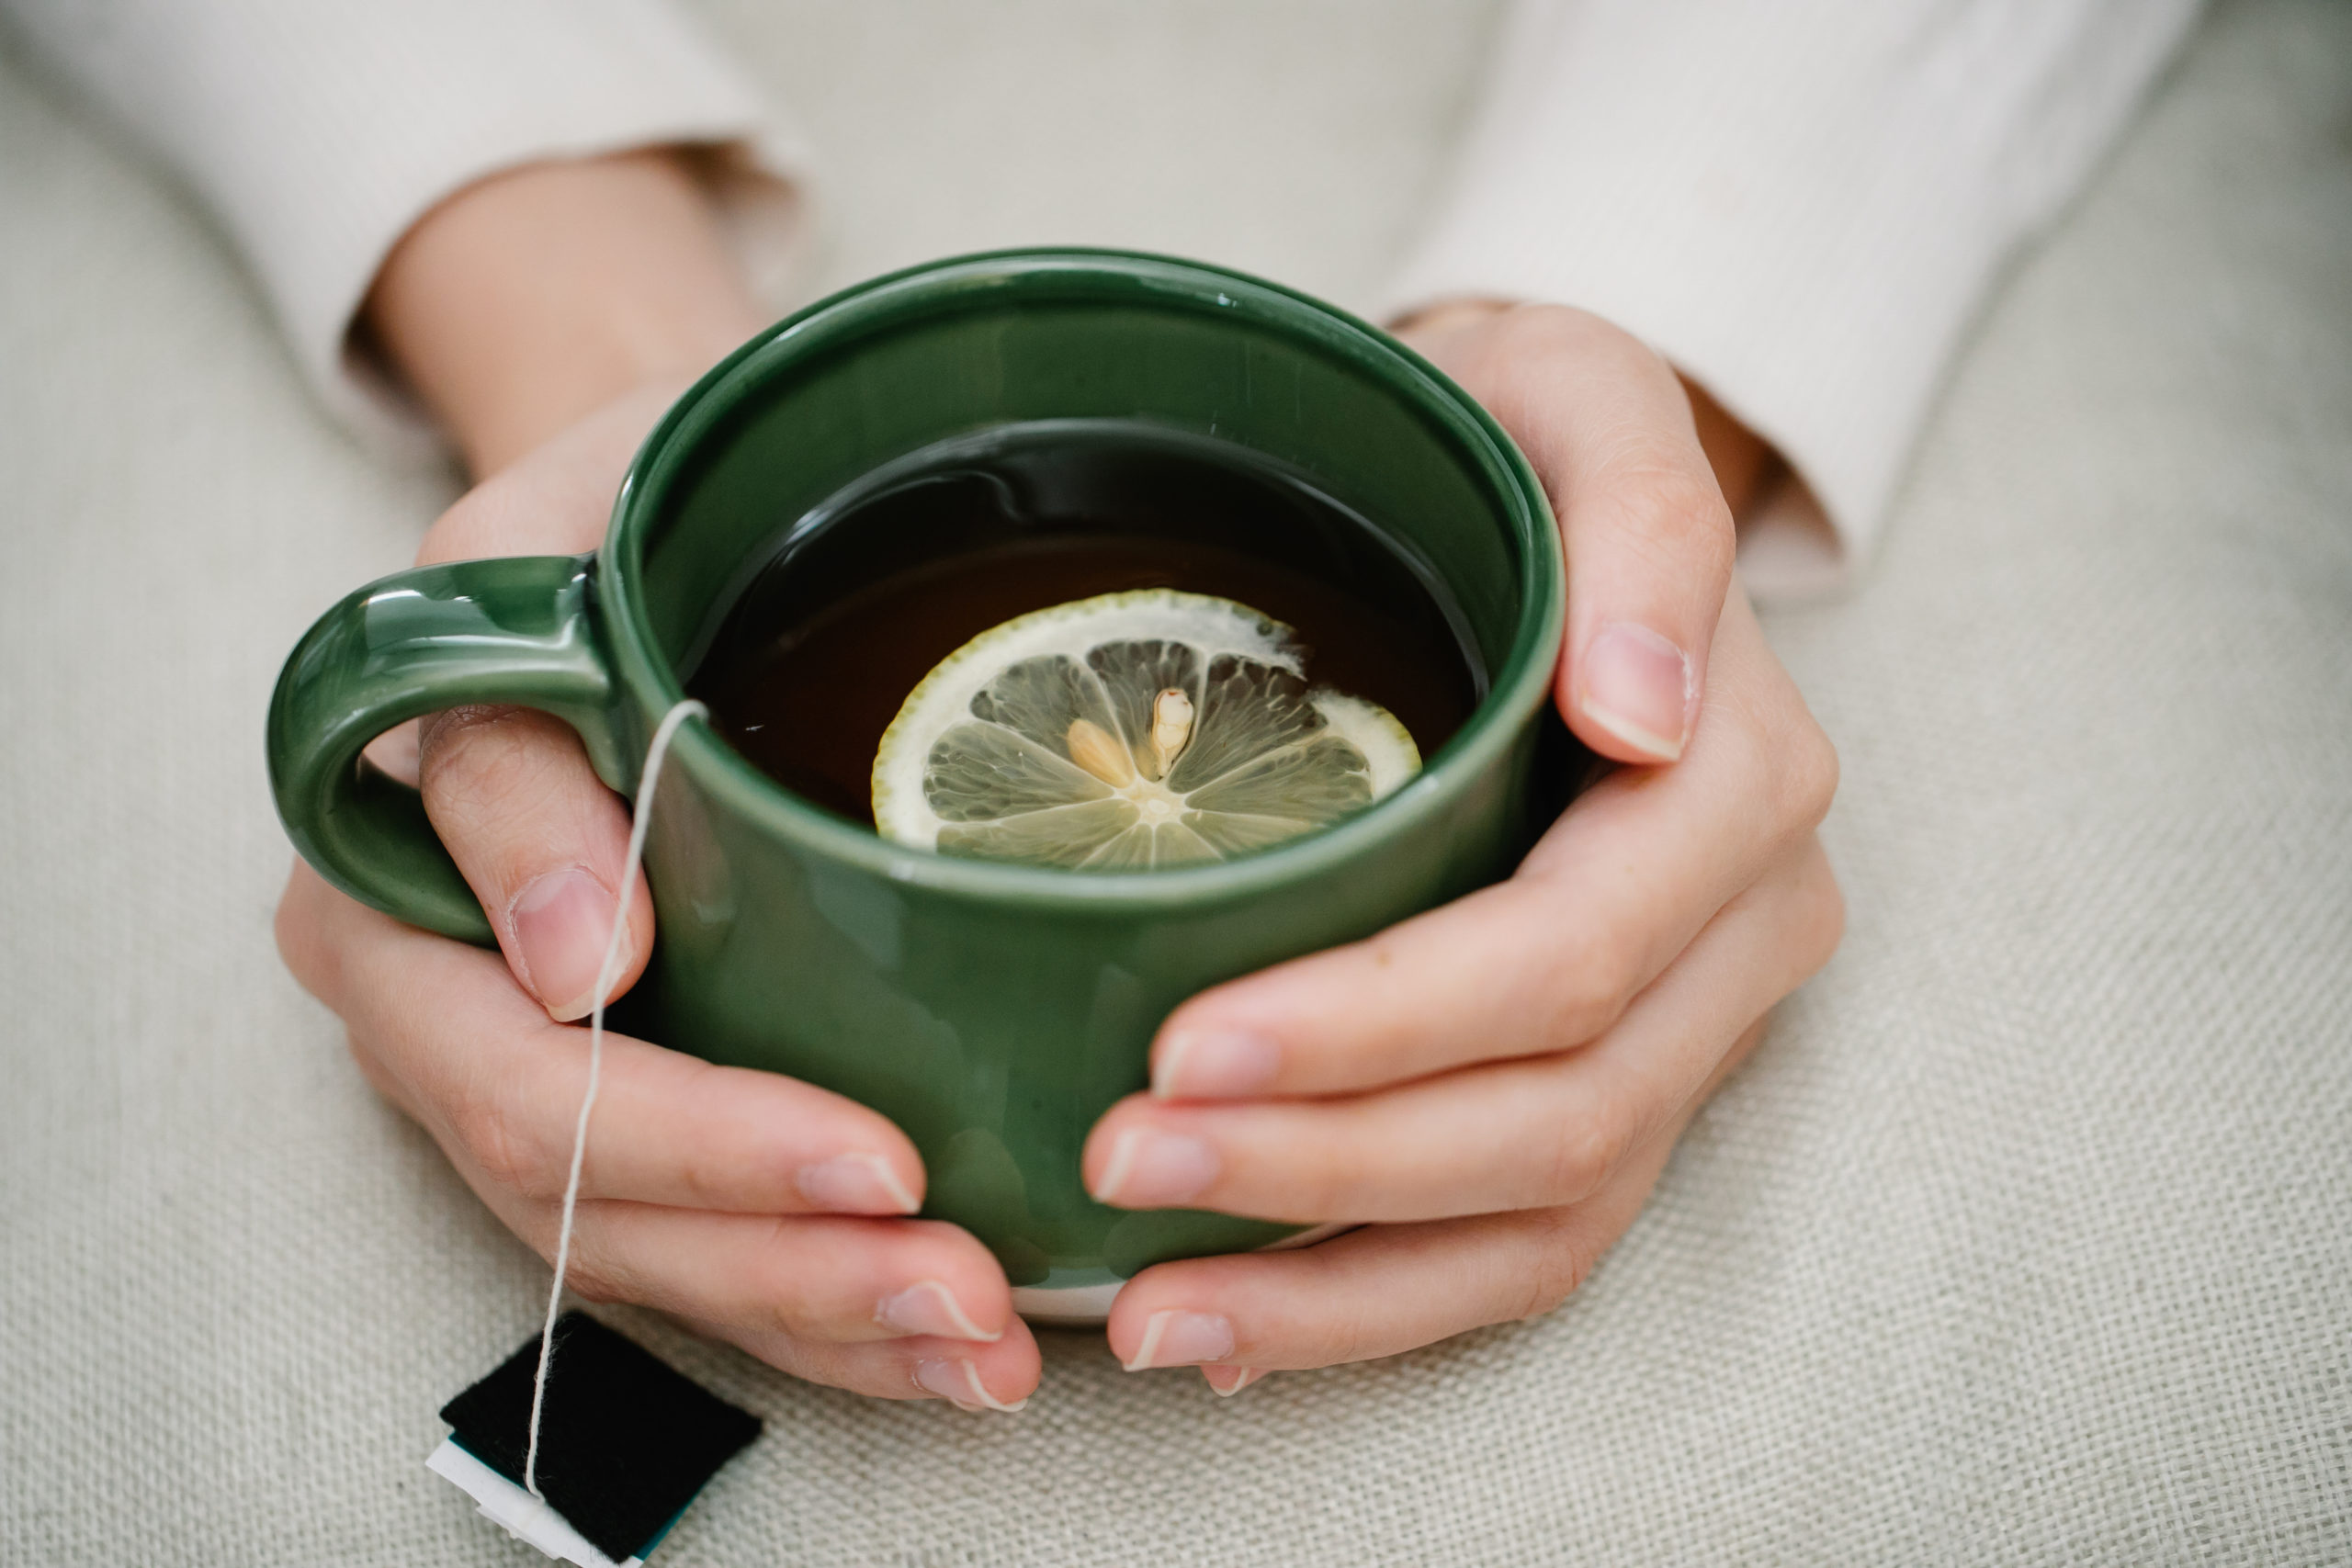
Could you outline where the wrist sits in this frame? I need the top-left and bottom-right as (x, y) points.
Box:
(364, 149), (767, 478)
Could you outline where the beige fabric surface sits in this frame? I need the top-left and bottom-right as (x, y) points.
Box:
(3, 2), (2346, 1562)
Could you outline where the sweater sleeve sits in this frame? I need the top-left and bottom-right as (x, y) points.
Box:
(1385, 0), (2202, 597)
(0, 0), (814, 452)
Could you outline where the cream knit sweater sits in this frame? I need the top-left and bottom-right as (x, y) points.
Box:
(3, 0), (2199, 592)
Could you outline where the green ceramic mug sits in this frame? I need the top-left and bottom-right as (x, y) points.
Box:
(268, 249), (1566, 1322)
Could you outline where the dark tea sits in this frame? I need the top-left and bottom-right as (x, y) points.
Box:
(687, 419), (1486, 825)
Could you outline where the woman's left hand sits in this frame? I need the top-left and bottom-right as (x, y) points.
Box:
(1084, 305), (1844, 1392)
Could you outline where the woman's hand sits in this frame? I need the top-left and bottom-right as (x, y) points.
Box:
(277, 389), (1039, 1411)
(1084, 304), (1843, 1393)
(277, 152), (1038, 1411)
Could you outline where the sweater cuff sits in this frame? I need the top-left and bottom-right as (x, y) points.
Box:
(1385, 0), (2200, 597)
(15, 0), (815, 456)
(288, 5), (815, 453)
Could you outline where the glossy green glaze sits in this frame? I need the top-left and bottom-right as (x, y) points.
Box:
(267, 554), (619, 944)
(267, 250), (1567, 1299)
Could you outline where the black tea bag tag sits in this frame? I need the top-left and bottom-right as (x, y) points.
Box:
(431, 1312), (761, 1564)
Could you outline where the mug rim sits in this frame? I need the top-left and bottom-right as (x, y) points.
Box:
(599, 246), (1564, 912)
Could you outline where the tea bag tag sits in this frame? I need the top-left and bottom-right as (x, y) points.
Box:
(429, 1313), (761, 1566)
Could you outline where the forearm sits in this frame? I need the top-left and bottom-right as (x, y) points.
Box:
(363, 149), (767, 479)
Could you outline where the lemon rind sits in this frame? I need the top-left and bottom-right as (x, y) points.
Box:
(1306, 690), (1421, 795)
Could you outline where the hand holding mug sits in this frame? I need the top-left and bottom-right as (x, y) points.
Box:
(1088, 305), (1842, 1390)
(277, 388), (1043, 1412)
(274, 266), (1838, 1410)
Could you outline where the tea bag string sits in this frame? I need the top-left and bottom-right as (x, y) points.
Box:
(523, 697), (707, 1501)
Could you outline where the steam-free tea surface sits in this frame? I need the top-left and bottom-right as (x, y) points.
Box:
(689, 421), (1484, 826)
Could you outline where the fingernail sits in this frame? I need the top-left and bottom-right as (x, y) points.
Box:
(1579, 622), (1691, 762)
(877, 1280), (1001, 1342)
(1153, 1029), (1279, 1100)
(913, 1358), (1027, 1413)
(1203, 1366), (1267, 1397)
(797, 1152), (921, 1215)
(1123, 1310), (1235, 1371)
(508, 866), (624, 1022)
(1090, 1128), (1219, 1207)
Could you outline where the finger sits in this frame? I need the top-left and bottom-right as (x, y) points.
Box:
(541, 1206), (1035, 1408)
(415, 703), (652, 1022)
(401, 387), (700, 1018)
(281, 868), (1037, 1411)
(1148, 592), (1838, 1100)
(1091, 836), (1839, 1224)
(552, 1205), (1018, 1353)
(686, 1303), (1042, 1412)
(279, 860), (430, 1119)
(1423, 304), (1736, 764)
(1105, 1046), (1722, 1376)
(1141, 1020), (1776, 1386)
(288, 872), (930, 1216)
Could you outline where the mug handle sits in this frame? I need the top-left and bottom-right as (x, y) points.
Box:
(266, 553), (624, 945)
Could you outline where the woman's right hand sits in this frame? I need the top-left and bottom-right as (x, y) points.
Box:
(274, 389), (1039, 1413)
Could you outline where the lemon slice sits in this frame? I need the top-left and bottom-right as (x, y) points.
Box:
(872, 590), (1420, 870)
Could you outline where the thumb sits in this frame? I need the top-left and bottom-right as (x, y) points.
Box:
(417, 704), (652, 1021)
(1415, 306), (1736, 765)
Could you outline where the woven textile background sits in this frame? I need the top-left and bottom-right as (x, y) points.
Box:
(2, 2), (2346, 1562)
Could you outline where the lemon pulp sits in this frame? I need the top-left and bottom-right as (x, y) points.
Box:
(871, 590), (1420, 870)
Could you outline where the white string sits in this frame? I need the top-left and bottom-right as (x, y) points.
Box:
(523, 697), (707, 1501)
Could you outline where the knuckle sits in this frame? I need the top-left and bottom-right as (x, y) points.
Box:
(1269, 1156), (1347, 1227)
(1606, 460), (1737, 575)
(418, 467), (558, 566)
(1539, 1099), (1636, 1207)
(1542, 920), (1645, 1045)
(743, 1218), (846, 1339)
(1291, 1255), (1384, 1366)
(636, 1056), (736, 1210)
(1735, 685), (1838, 840)
(272, 864), (355, 1008)
(419, 489), (494, 565)
(561, 1255), (625, 1306)
(1781, 720), (1841, 829)
(1311, 1314), (1378, 1368)
(1792, 846), (1849, 979)
(417, 705), (584, 821)
(1507, 1211), (1598, 1321)
(1492, 301), (1606, 360)
(273, 888), (325, 995)
(452, 1086), (561, 1201)
(339, 1031), (401, 1102)
(669, 1135), (741, 1211)
(418, 702), (526, 750)
(738, 1241), (801, 1337)
(1473, 305), (1624, 409)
